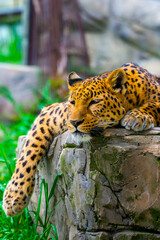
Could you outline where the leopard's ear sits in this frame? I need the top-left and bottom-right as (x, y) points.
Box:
(108, 69), (126, 92)
(68, 72), (84, 91)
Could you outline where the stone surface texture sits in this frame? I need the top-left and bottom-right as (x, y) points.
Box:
(78, 0), (160, 74)
(17, 128), (160, 239)
(0, 64), (40, 119)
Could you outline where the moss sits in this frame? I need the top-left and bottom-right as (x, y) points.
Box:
(133, 209), (160, 231)
(84, 185), (95, 204)
(135, 193), (141, 200)
(60, 154), (74, 187)
(132, 234), (160, 240)
(115, 172), (124, 181)
(64, 143), (82, 148)
(60, 154), (74, 174)
(156, 157), (160, 163)
(94, 212), (101, 225)
(132, 211), (147, 224)
(114, 233), (160, 240)
(69, 192), (76, 211)
(100, 147), (125, 183)
(91, 135), (111, 149)
(150, 208), (160, 229)
(101, 147), (119, 163)
(116, 236), (128, 240)
(132, 235), (144, 240)
(60, 154), (66, 173)
(126, 196), (135, 202)
(90, 157), (98, 171)
(89, 170), (98, 180)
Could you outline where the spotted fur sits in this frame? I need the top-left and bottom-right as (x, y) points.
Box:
(3, 63), (160, 216)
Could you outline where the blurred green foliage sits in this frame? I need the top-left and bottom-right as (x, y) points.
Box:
(0, 23), (22, 64)
(0, 81), (61, 239)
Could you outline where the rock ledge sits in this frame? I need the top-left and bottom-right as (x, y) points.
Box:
(17, 128), (160, 240)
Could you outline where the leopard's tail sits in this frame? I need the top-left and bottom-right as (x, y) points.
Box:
(3, 102), (68, 216)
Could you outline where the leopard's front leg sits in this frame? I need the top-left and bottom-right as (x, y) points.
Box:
(121, 102), (160, 131)
(3, 102), (69, 216)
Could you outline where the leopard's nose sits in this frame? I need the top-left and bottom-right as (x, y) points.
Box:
(70, 119), (84, 128)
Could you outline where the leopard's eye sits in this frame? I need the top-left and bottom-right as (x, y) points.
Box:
(89, 99), (102, 107)
(70, 100), (75, 105)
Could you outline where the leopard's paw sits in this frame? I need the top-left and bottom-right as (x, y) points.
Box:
(121, 110), (154, 131)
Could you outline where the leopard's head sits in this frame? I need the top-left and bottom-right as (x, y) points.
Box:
(67, 70), (126, 141)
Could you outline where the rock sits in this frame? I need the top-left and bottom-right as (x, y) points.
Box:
(72, 231), (110, 240)
(110, 0), (160, 58)
(79, 0), (110, 31)
(113, 231), (160, 240)
(0, 63), (41, 119)
(16, 128), (160, 239)
(137, 58), (160, 76)
(111, 20), (160, 57)
(85, 29), (141, 73)
(74, 0), (160, 74)
(111, 0), (160, 29)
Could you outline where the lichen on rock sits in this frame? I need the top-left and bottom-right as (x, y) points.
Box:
(17, 128), (160, 239)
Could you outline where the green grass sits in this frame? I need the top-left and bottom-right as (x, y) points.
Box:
(32, 177), (61, 240)
(0, 176), (61, 240)
(0, 23), (22, 64)
(0, 83), (62, 239)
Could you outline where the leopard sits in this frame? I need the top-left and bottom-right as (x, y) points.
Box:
(3, 62), (160, 217)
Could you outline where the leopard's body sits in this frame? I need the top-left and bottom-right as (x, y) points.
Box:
(3, 62), (160, 216)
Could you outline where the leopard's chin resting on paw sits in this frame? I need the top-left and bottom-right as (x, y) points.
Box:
(3, 62), (160, 217)
(72, 131), (92, 143)
(71, 127), (104, 143)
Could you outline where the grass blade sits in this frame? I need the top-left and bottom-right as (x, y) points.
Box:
(39, 225), (52, 239)
(48, 173), (62, 201)
(0, 86), (15, 104)
(46, 199), (61, 225)
(0, 86), (23, 118)
(32, 211), (44, 227)
(0, 121), (8, 135)
(0, 151), (12, 177)
(44, 181), (49, 228)
(49, 236), (56, 240)
(34, 179), (45, 234)
(44, 181), (49, 210)
(51, 224), (58, 240)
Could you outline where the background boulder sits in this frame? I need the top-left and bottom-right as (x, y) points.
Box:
(78, 0), (160, 74)
(0, 64), (40, 119)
